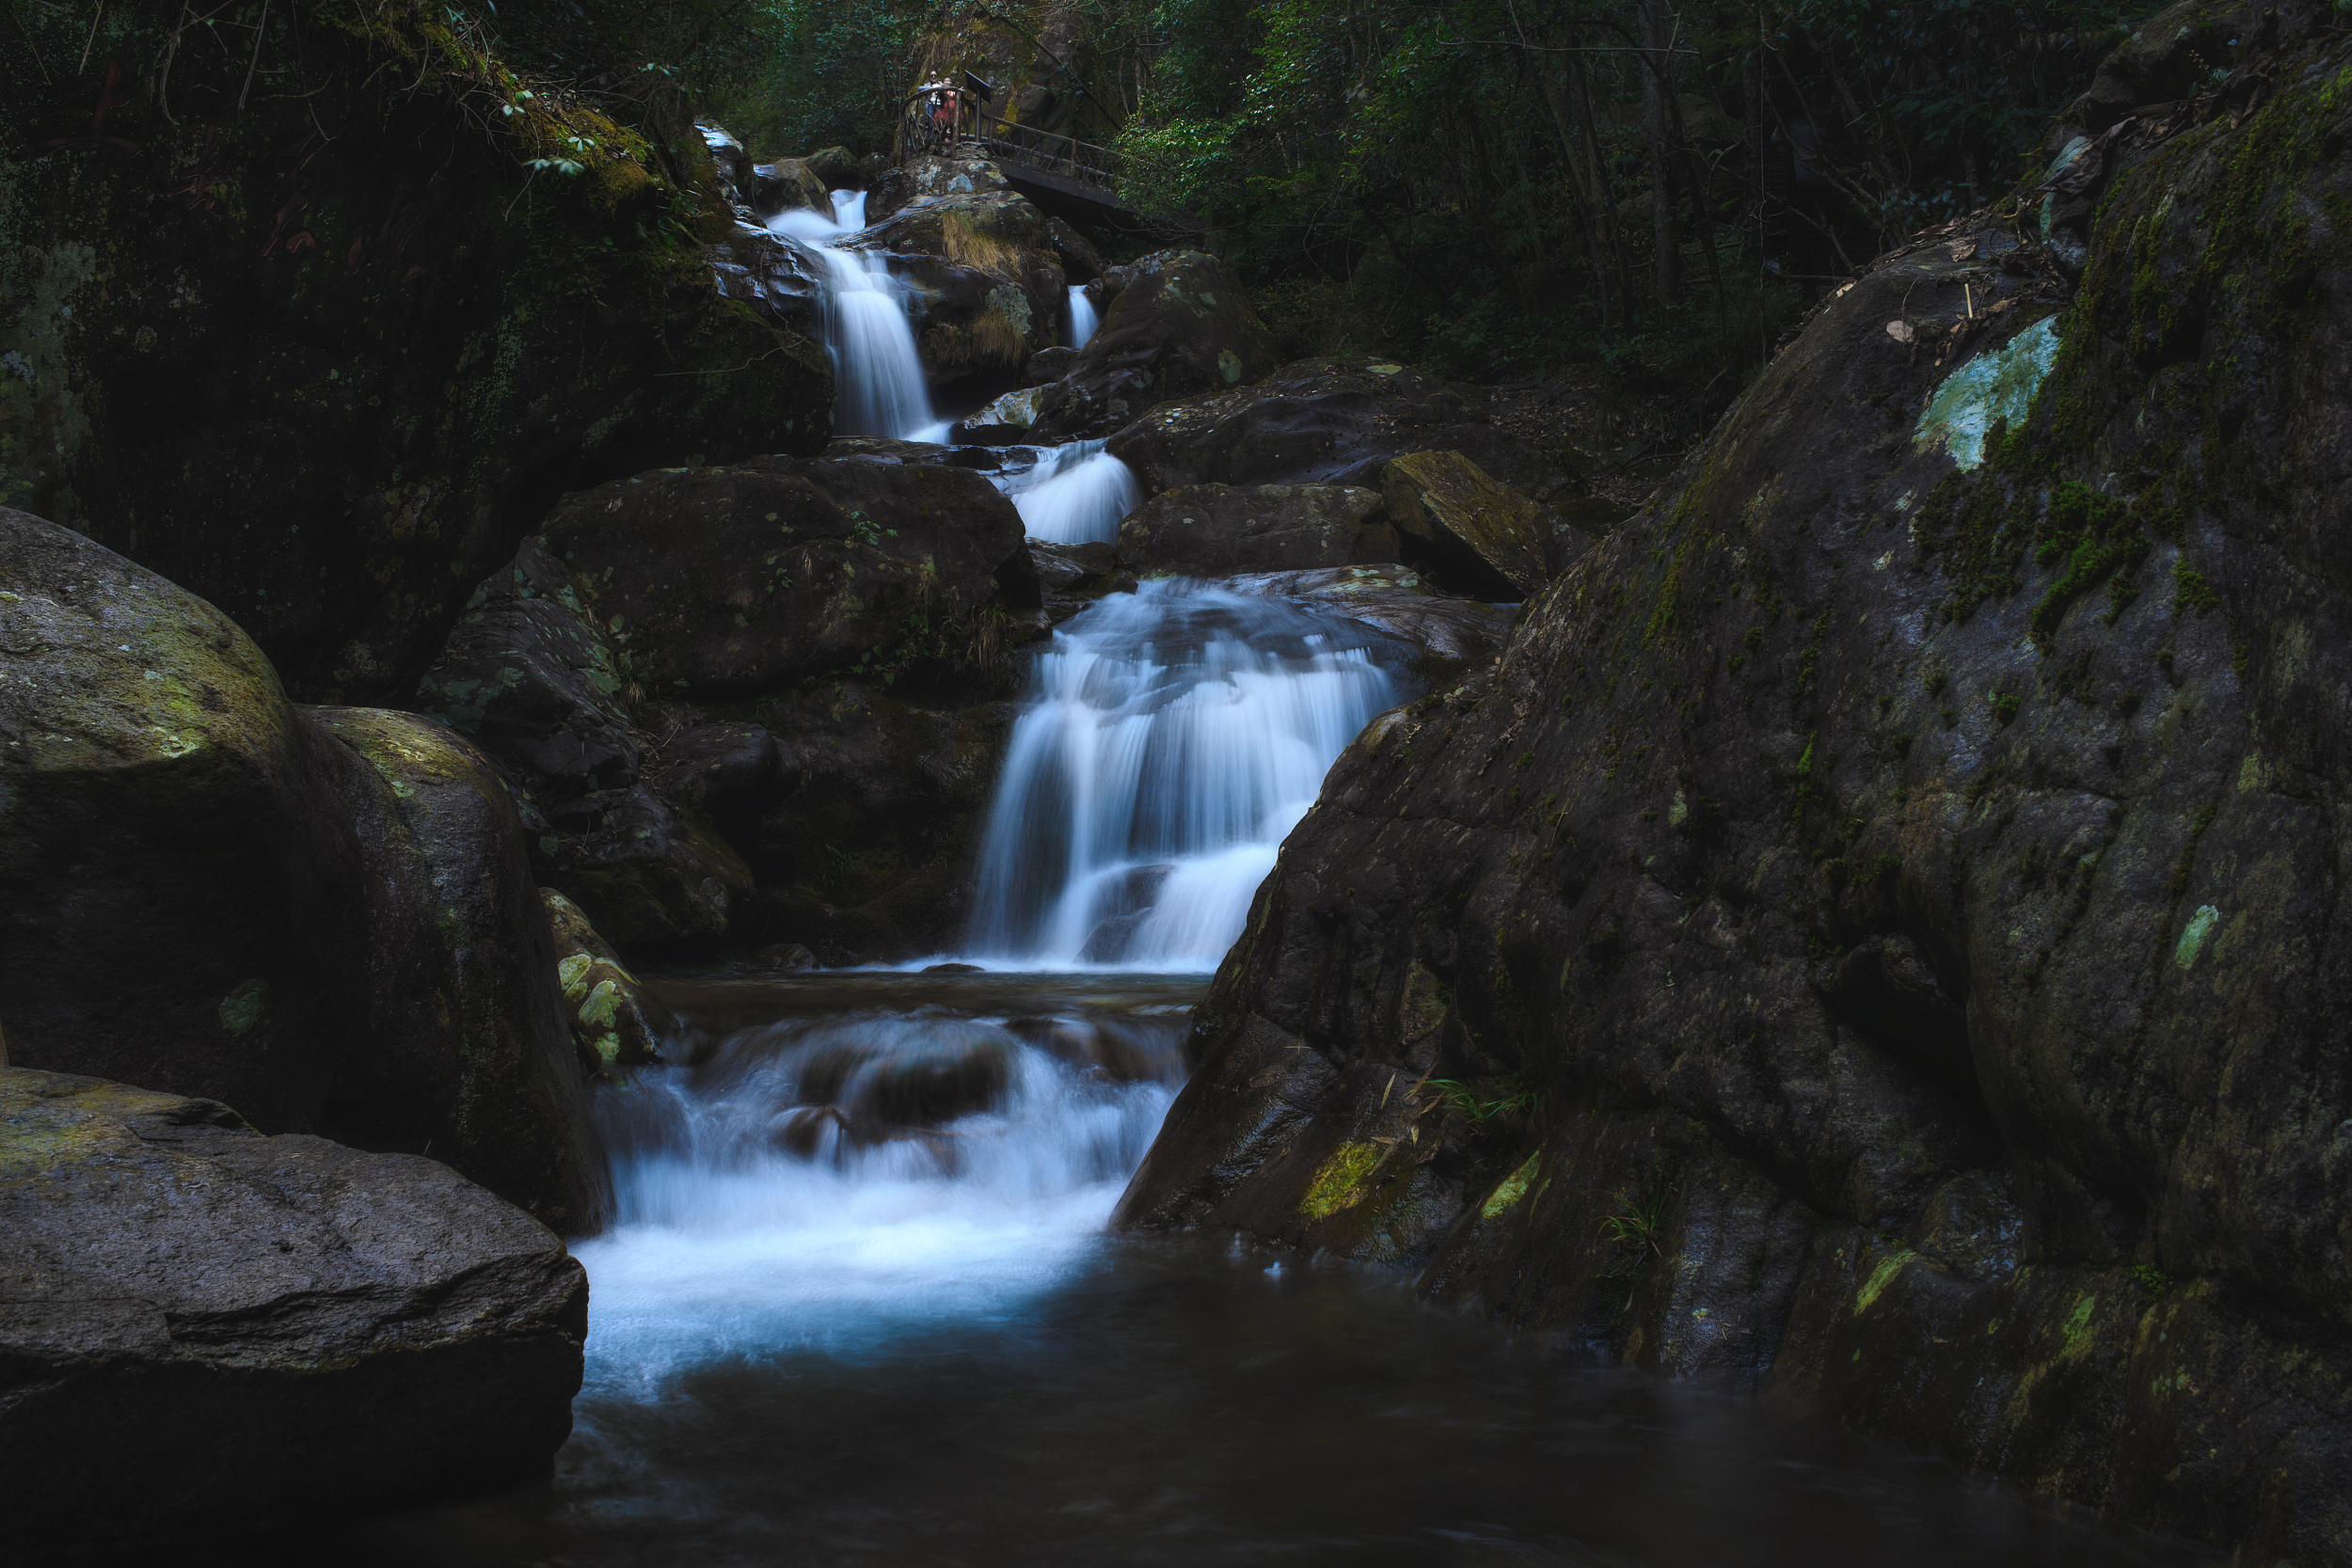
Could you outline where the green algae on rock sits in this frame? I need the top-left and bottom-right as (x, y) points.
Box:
(1913, 315), (2063, 470)
(541, 887), (676, 1069)
(1115, 2), (2352, 1554)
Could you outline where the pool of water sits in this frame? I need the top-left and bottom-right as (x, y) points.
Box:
(299, 973), (2214, 1568)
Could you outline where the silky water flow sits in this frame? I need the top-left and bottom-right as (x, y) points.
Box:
(297, 192), (2229, 1566)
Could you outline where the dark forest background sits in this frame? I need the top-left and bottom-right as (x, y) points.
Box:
(484, 0), (2166, 424)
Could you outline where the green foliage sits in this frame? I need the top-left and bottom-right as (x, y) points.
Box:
(1425, 1075), (1541, 1121)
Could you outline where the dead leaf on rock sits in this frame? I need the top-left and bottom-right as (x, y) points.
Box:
(1947, 240), (1979, 261)
(1886, 320), (1916, 344)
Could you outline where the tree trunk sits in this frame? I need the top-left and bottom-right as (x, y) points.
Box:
(1641, 0), (1679, 307)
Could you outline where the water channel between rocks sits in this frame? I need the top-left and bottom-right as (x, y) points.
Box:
(314, 186), (2218, 1566)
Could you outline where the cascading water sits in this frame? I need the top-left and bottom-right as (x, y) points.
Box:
(771, 190), (949, 443)
(1068, 284), (1100, 348)
(965, 580), (1406, 968)
(993, 438), (1141, 544)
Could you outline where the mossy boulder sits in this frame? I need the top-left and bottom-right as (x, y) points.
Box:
(533, 454), (1038, 698)
(0, 505), (367, 1130)
(1104, 357), (1574, 505)
(860, 183), (1067, 388)
(1029, 249), (1279, 440)
(0, 2), (832, 703)
(1117, 7), (2352, 1555)
(306, 706), (606, 1232)
(2, 508), (598, 1226)
(1381, 450), (1588, 597)
(540, 888), (675, 1069)
(0, 1067), (587, 1559)
(1117, 484), (1396, 577)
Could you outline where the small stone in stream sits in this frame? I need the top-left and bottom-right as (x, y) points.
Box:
(796, 1025), (1010, 1127)
(758, 942), (819, 971)
(0, 1068), (588, 1560)
(770, 1103), (850, 1160)
(924, 961), (986, 974)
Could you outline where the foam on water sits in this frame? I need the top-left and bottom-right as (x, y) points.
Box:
(964, 579), (1406, 967)
(771, 189), (949, 443)
(991, 438), (1141, 545)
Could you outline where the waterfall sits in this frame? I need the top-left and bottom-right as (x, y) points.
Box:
(964, 580), (1405, 968)
(772, 190), (949, 443)
(992, 439), (1140, 545)
(1068, 284), (1099, 348)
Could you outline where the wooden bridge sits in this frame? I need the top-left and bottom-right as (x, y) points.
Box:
(969, 114), (1128, 220)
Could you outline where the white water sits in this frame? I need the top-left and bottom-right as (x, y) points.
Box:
(771, 189), (950, 443)
(965, 580), (1404, 968)
(993, 438), (1141, 545)
(578, 1001), (1184, 1383)
(1068, 284), (1100, 348)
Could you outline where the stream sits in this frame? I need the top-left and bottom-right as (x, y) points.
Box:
(308, 189), (2217, 1565)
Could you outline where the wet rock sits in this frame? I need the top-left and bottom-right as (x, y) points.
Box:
(535, 453), (1038, 698)
(1, 507), (368, 1131)
(1006, 1017), (1174, 1084)
(1028, 538), (1120, 624)
(0, 1068), (588, 1560)
(2, 22), (831, 703)
(923, 961), (986, 974)
(1116, 12), (2352, 1554)
(822, 436), (1008, 471)
(1104, 357), (1574, 506)
(1047, 217), (1105, 283)
(541, 888), (677, 1069)
(1381, 450), (1586, 596)
(414, 538), (641, 799)
(307, 708), (608, 1231)
(1117, 483), (1396, 577)
(698, 122), (755, 215)
(755, 942), (818, 971)
(648, 721), (794, 853)
(750, 684), (1018, 960)
(551, 785), (755, 950)
(1221, 563), (1518, 669)
(1028, 250), (1279, 441)
(753, 157), (836, 220)
(863, 186), (1068, 387)
(1025, 345), (1078, 385)
(770, 1102), (851, 1159)
(707, 221), (828, 332)
(796, 1024), (1011, 1127)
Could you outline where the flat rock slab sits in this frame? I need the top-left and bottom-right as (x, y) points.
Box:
(0, 1069), (587, 1560)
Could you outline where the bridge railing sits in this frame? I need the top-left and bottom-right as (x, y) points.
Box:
(971, 114), (1123, 198)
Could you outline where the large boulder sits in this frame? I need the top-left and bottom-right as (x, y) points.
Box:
(860, 184), (1067, 387)
(1, 510), (599, 1226)
(535, 455), (1040, 698)
(1104, 357), (1575, 504)
(1, 506), (367, 1130)
(1029, 250), (1279, 440)
(1117, 484), (1396, 577)
(0, 10), (831, 703)
(306, 707), (607, 1232)
(0, 1068), (588, 1559)
(1115, 8), (2352, 1557)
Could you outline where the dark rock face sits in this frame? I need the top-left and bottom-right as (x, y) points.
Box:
(1105, 358), (1574, 504)
(550, 784), (755, 949)
(2, 511), (599, 1227)
(1118, 484), (1396, 576)
(0, 10), (832, 704)
(1029, 250), (1280, 440)
(1382, 451), (1586, 597)
(536, 455), (1038, 697)
(1117, 8), (2352, 1556)
(749, 684), (1018, 960)
(307, 707), (608, 1232)
(415, 539), (640, 799)
(0, 1068), (588, 1560)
